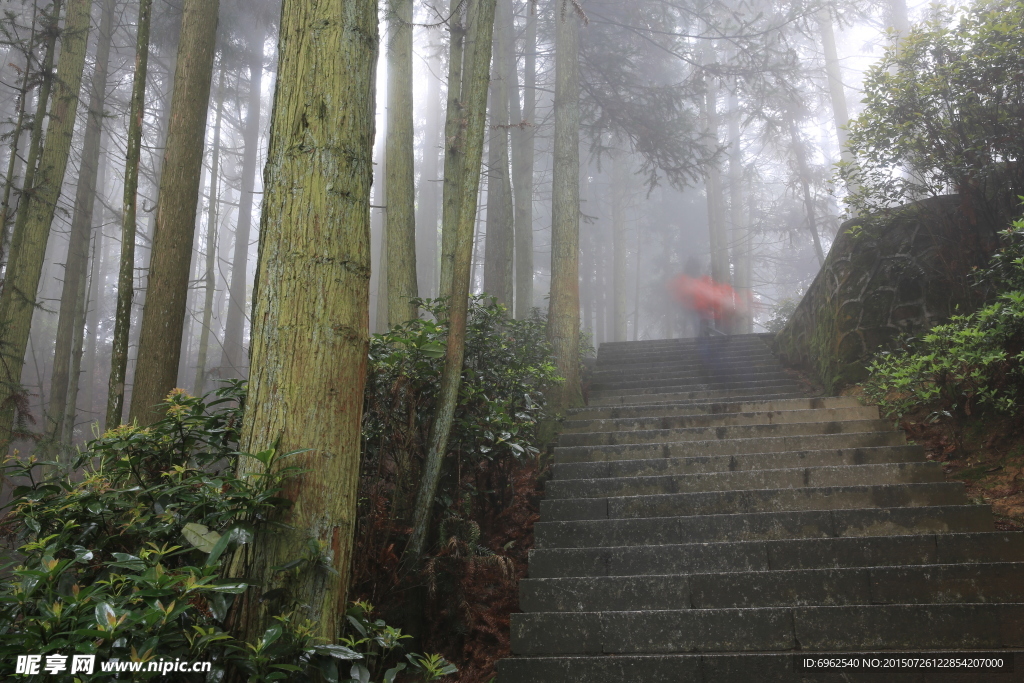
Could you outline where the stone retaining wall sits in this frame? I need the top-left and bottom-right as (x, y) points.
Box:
(773, 195), (1001, 393)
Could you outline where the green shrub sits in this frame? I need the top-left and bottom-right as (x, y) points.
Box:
(863, 218), (1024, 418)
(0, 384), (453, 682)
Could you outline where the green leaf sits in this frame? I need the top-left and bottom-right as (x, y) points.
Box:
(181, 523), (221, 554)
(313, 644), (362, 661)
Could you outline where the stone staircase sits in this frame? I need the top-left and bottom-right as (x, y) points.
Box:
(498, 334), (1024, 681)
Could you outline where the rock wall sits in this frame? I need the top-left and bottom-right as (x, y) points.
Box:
(773, 195), (1001, 393)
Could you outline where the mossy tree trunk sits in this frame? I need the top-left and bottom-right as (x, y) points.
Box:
(231, 0), (378, 645)
(218, 20), (264, 379)
(407, 0), (497, 561)
(511, 0), (536, 319)
(438, 0), (467, 298)
(0, 0), (90, 450)
(546, 0), (584, 415)
(385, 0), (418, 326)
(128, 0), (219, 426)
(106, 0), (153, 427)
(48, 0), (115, 445)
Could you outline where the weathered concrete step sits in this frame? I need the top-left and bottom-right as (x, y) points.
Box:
(534, 505), (993, 549)
(546, 462), (944, 500)
(553, 445), (927, 481)
(542, 482), (966, 522)
(590, 379), (804, 400)
(558, 419), (896, 448)
(590, 370), (797, 393)
(497, 652), (1024, 682)
(520, 563), (1024, 613)
(511, 604), (1024, 654)
(587, 388), (808, 407)
(555, 431), (907, 464)
(562, 406), (880, 435)
(528, 532), (1024, 578)
(568, 396), (859, 421)
(591, 354), (782, 377)
(597, 335), (772, 355)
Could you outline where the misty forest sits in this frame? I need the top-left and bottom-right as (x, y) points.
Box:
(2, 0), (1024, 680)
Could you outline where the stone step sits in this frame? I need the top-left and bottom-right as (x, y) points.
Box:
(534, 505), (993, 549)
(553, 445), (927, 481)
(561, 405), (880, 435)
(498, 652), (1024, 682)
(527, 532), (1024, 578)
(591, 354), (783, 377)
(590, 369), (797, 393)
(588, 390), (810, 408)
(590, 379), (804, 400)
(546, 462), (944, 499)
(596, 335), (772, 355)
(520, 562), (1024, 612)
(558, 418), (896, 448)
(542, 482), (967, 522)
(510, 604), (1024, 655)
(555, 431), (907, 464)
(567, 396), (861, 420)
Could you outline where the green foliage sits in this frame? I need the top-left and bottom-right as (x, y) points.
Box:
(863, 219), (1024, 418)
(764, 297), (799, 334)
(842, 0), (1024, 224)
(0, 384), (454, 682)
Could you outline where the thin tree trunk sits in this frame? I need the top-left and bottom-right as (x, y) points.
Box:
(702, 55), (729, 287)
(511, 0), (535, 318)
(62, 235), (90, 445)
(193, 66), (226, 397)
(546, 0), (583, 414)
(48, 0), (115, 444)
(407, 0), (497, 562)
(483, 0), (513, 308)
(0, 0), (91, 449)
(83, 196), (105, 421)
(416, 42), (442, 300)
(129, 0), (220, 426)
(219, 20), (264, 379)
(633, 217), (642, 340)
(231, 0), (378, 646)
(107, 0), (154, 426)
(789, 116), (826, 266)
(611, 150), (627, 342)
(727, 88), (752, 333)
(438, 0), (467, 299)
(816, 9), (855, 180)
(385, 0), (418, 325)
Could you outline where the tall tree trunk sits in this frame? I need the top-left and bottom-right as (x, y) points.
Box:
(727, 88), (752, 333)
(633, 217), (642, 340)
(407, 0), (497, 562)
(482, 0), (513, 308)
(385, 0), (418, 325)
(789, 116), (825, 266)
(816, 9), (855, 183)
(193, 66), (226, 397)
(129, 0), (220, 426)
(438, 0), (467, 298)
(2, 0), (63, 280)
(511, 0), (535, 318)
(83, 192), (105, 421)
(231, 0), (378, 645)
(546, 0), (583, 413)
(0, 0), (90, 449)
(416, 42), (443, 300)
(48, 0), (115, 444)
(701, 54), (729, 287)
(219, 20), (264, 379)
(611, 150), (627, 342)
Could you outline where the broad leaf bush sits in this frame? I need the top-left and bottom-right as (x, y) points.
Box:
(863, 218), (1024, 418)
(0, 384), (454, 682)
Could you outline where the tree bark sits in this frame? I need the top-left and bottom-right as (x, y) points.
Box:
(219, 20), (264, 379)
(416, 40), (443, 300)
(611, 150), (627, 342)
(231, 0), (378, 644)
(106, 0), (153, 427)
(385, 0), (418, 325)
(407, 0), (497, 562)
(727, 88), (752, 333)
(482, 0), (513, 309)
(128, 0), (219, 426)
(816, 9), (855, 179)
(789, 116), (825, 266)
(546, 0), (583, 414)
(438, 0), (467, 299)
(48, 0), (115, 443)
(193, 66), (226, 397)
(0, 0), (90, 449)
(701, 54), (729, 287)
(511, 0), (535, 319)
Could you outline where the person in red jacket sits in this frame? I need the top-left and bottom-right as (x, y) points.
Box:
(668, 274), (739, 336)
